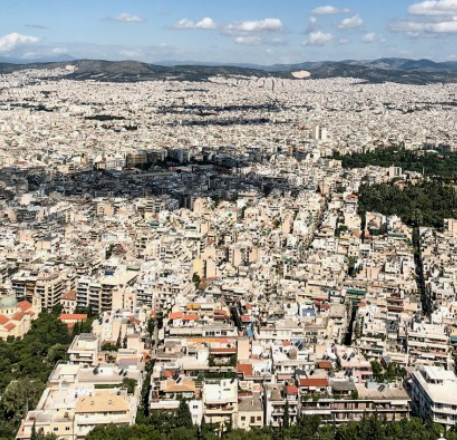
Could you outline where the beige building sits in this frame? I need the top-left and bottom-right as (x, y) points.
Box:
(237, 394), (264, 431)
(0, 291), (41, 340)
(16, 388), (136, 440)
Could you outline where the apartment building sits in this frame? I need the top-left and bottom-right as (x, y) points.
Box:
(410, 366), (457, 429)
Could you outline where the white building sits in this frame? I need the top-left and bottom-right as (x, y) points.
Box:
(411, 366), (457, 429)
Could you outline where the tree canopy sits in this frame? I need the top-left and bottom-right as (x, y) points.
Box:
(358, 181), (457, 228)
(333, 147), (457, 181)
(84, 416), (455, 440)
(0, 312), (91, 439)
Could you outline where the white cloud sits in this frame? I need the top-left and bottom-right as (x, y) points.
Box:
(305, 16), (319, 33)
(235, 36), (263, 45)
(390, 19), (457, 34)
(393, 0), (457, 35)
(223, 18), (283, 35)
(111, 13), (146, 23)
(338, 14), (364, 29)
(171, 17), (283, 46)
(361, 32), (385, 43)
(0, 32), (40, 52)
(303, 31), (334, 46)
(172, 17), (217, 30)
(311, 5), (351, 14)
(194, 17), (217, 30)
(234, 35), (287, 46)
(408, 0), (457, 16)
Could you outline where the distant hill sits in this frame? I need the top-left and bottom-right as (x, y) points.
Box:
(0, 58), (456, 84)
(0, 59), (292, 82)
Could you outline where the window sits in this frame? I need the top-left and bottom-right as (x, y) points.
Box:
(241, 416), (246, 421)
(250, 417), (255, 424)
(65, 427), (70, 431)
(257, 416), (262, 421)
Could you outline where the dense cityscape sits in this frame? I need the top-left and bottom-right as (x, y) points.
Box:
(0, 58), (456, 440)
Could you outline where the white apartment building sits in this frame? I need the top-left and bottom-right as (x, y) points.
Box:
(411, 366), (457, 429)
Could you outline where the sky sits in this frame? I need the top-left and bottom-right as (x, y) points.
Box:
(0, 0), (457, 64)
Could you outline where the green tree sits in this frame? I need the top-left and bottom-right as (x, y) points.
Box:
(295, 415), (321, 440)
(283, 400), (290, 429)
(121, 378), (138, 394)
(176, 400), (193, 429)
(47, 343), (68, 363)
(147, 317), (156, 338)
(192, 273), (202, 289)
(1, 378), (45, 424)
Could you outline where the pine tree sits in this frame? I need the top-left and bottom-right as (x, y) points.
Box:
(283, 400), (290, 429)
(176, 400), (193, 429)
(31, 421), (37, 440)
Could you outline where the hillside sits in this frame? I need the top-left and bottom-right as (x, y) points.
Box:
(0, 58), (456, 84)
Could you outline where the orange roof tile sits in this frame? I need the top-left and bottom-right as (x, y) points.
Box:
(182, 314), (199, 321)
(11, 312), (25, 321)
(299, 378), (329, 387)
(59, 314), (88, 321)
(210, 347), (236, 354)
(187, 337), (235, 343)
(318, 361), (332, 369)
(286, 385), (298, 394)
(169, 312), (183, 320)
(4, 322), (16, 331)
(237, 363), (253, 377)
(17, 301), (32, 311)
(0, 315), (10, 325)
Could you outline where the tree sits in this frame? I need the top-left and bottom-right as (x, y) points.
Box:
(1, 378), (46, 424)
(47, 343), (68, 363)
(370, 361), (384, 382)
(192, 273), (202, 290)
(147, 317), (156, 338)
(283, 400), (290, 429)
(121, 378), (138, 394)
(101, 342), (119, 352)
(295, 415), (321, 440)
(176, 400), (193, 429)
(31, 421), (37, 440)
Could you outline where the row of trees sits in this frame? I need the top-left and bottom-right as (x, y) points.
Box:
(358, 181), (457, 228)
(86, 415), (455, 440)
(0, 313), (91, 439)
(332, 148), (457, 181)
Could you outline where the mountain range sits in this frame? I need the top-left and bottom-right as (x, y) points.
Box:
(0, 58), (456, 85)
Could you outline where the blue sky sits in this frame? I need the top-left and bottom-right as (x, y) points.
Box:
(0, 0), (456, 63)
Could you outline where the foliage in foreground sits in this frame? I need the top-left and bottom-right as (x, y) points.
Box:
(85, 416), (456, 440)
(0, 312), (92, 438)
